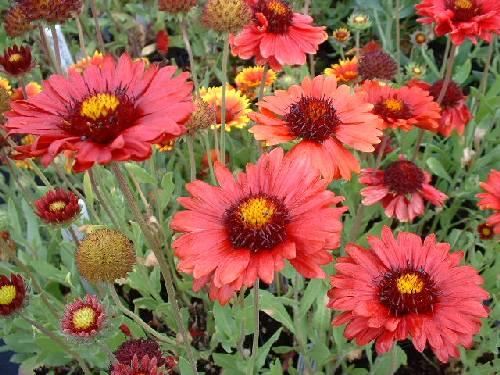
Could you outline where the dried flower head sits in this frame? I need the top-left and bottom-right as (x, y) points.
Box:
(111, 354), (161, 375)
(20, 0), (83, 24)
(76, 228), (135, 283)
(158, 0), (198, 13)
(202, 0), (252, 34)
(61, 294), (106, 339)
(0, 274), (27, 317)
(115, 339), (168, 368)
(185, 97), (217, 134)
(0, 87), (11, 122)
(35, 189), (81, 225)
(4, 5), (34, 38)
(332, 27), (351, 45)
(0, 45), (34, 77)
(359, 49), (398, 81)
(348, 13), (372, 31)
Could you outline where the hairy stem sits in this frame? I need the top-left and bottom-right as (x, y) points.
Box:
(180, 19), (199, 92)
(88, 168), (120, 228)
(247, 280), (260, 375)
(187, 136), (197, 182)
(89, 0), (106, 52)
(220, 34), (230, 165)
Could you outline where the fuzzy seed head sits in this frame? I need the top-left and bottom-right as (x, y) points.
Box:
(202, 0), (252, 34)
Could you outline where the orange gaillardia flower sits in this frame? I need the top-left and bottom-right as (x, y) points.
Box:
(328, 227), (490, 363)
(324, 57), (359, 84)
(359, 80), (441, 132)
(76, 228), (135, 283)
(200, 86), (251, 130)
(171, 148), (347, 305)
(360, 158), (448, 222)
(0, 45), (34, 77)
(416, 0), (500, 45)
(6, 54), (193, 172)
(235, 66), (277, 97)
(230, 0), (328, 71)
(68, 51), (105, 74)
(35, 189), (81, 225)
(0, 274), (27, 317)
(332, 27), (351, 45)
(250, 75), (383, 181)
(477, 169), (500, 234)
(61, 294), (106, 338)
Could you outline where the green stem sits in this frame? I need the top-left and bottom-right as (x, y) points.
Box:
(436, 44), (458, 104)
(395, 0), (401, 82)
(256, 64), (269, 102)
(220, 34), (230, 165)
(110, 163), (197, 372)
(355, 31), (360, 57)
(74, 13), (87, 57)
(186, 136), (197, 182)
(88, 168), (120, 228)
(180, 19), (199, 92)
(247, 280), (260, 375)
(203, 131), (216, 184)
(89, 0), (105, 52)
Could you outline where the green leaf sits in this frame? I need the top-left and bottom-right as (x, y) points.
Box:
(259, 290), (295, 333)
(158, 172), (175, 210)
(371, 345), (407, 375)
(426, 157), (452, 182)
(125, 163), (157, 185)
(255, 328), (283, 371)
(453, 59), (472, 84)
(299, 279), (326, 317)
(212, 353), (245, 374)
(265, 359), (284, 375)
(83, 171), (94, 207)
(178, 356), (197, 375)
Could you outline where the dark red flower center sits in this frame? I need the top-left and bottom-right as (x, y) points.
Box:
(224, 194), (289, 251)
(253, 0), (293, 34)
(477, 223), (494, 240)
(373, 97), (413, 120)
(378, 268), (439, 316)
(447, 0), (481, 22)
(429, 79), (464, 108)
(383, 160), (425, 194)
(61, 90), (140, 144)
(283, 95), (341, 142)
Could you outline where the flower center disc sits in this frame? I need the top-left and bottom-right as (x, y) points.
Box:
(0, 285), (16, 305)
(49, 200), (67, 212)
(378, 269), (438, 316)
(284, 96), (341, 142)
(8, 53), (23, 63)
(254, 0), (293, 34)
(448, 0), (480, 22)
(383, 160), (425, 195)
(62, 91), (139, 144)
(374, 96), (412, 120)
(429, 79), (464, 108)
(225, 194), (289, 251)
(415, 33), (427, 44)
(72, 306), (97, 330)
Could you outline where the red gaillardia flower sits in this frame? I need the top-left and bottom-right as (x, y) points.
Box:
(5, 54), (193, 172)
(327, 227), (490, 363)
(249, 75), (383, 181)
(19, 0), (83, 24)
(114, 339), (169, 368)
(35, 189), (80, 225)
(171, 147), (347, 305)
(477, 169), (500, 234)
(360, 158), (447, 222)
(477, 223), (494, 240)
(358, 47), (398, 82)
(0, 45), (34, 77)
(359, 80), (441, 132)
(61, 294), (106, 339)
(111, 355), (161, 375)
(0, 274), (27, 317)
(416, 0), (500, 45)
(4, 5), (34, 38)
(230, 0), (328, 71)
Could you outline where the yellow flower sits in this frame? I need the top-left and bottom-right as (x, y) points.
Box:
(324, 57), (359, 84)
(0, 77), (11, 94)
(200, 86), (251, 130)
(235, 66), (276, 96)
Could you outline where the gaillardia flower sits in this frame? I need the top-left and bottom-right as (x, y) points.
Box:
(202, 0), (252, 34)
(158, 0), (198, 13)
(171, 148), (347, 305)
(358, 47), (398, 82)
(111, 355), (161, 375)
(0, 45), (34, 77)
(359, 80), (441, 132)
(35, 189), (80, 225)
(328, 227), (489, 363)
(6, 54), (193, 172)
(230, 0), (328, 71)
(477, 223), (494, 240)
(360, 158), (447, 222)
(200, 86), (251, 130)
(332, 27), (351, 45)
(250, 75), (383, 181)
(185, 97), (217, 134)
(324, 57), (359, 84)
(68, 51), (105, 74)
(410, 30), (431, 47)
(0, 274), (27, 317)
(4, 5), (34, 38)
(61, 294), (105, 338)
(76, 228), (135, 283)
(115, 339), (169, 368)
(19, 0), (83, 24)
(416, 0), (500, 45)
(347, 13), (372, 31)
(235, 66), (277, 98)
(477, 169), (500, 234)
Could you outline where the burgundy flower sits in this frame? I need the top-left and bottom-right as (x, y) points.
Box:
(115, 339), (167, 368)
(35, 189), (81, 225)
(0, 274), (27, 317)
(111, 355), (161, 375)
(0, 45), (34, 76)
(61, 294), (106, 338)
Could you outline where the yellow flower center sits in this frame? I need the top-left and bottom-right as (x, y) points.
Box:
(384, 98), (404, 112)
(0, 285), (16, 305)
(396, 273), (424, 294)
(8, 53), (23, 63)
(454, 0), (472, 9)
(415, 34), (427, 44)
(354, 15), (368, 24)
(413, 67), (422, 74)
(49, 200), (67, 212)
(268, 0), (288, 15)
(80, 93), (120, 121)
(72, 307), (96, 330)
(481, 227), (492, 236)
(239, 197), (276, 228)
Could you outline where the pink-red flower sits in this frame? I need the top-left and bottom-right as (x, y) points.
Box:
(5, 54), (193, 172)
(230, 0), (328, 71)
(477, 169), (500, 234)
(416, 0), (500, 45)
(359, 80), (441, 132)
(61, 294), (106, 339)
(0, 274), (27, 317)
(360, 158), (447, 222)
(171, 147), (347, 305)
(111, 355), (161, 375)
(35, 189), (81, 225)
(0, 45), (34, 76)
(249, 75), (383, 181)
(327, 226), (489, 363)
